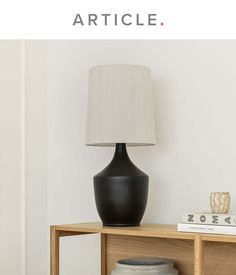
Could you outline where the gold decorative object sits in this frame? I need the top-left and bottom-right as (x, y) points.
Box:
(210, 192), (230, 214)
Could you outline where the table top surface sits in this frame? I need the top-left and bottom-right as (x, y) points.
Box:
(52, 222), (236, 243)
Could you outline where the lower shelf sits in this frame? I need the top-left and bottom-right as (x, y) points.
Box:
(105, 234), (194, 274)
(104, 234), (236, 275)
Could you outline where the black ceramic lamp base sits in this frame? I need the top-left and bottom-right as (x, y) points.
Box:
(94, 143), (148, 227)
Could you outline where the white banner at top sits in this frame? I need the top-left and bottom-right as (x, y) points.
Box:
(0, 0), (235, 39)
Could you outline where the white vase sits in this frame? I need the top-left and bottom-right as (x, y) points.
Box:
(111, 258), (179, 275)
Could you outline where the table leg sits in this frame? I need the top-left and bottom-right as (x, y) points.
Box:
(194, 235), (204, 275)
(101, 234), (107, 275)
(51, 226), (60, 275)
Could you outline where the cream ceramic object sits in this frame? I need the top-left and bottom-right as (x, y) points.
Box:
(210, 192), (230, 214)
(111, 258), (179, 275)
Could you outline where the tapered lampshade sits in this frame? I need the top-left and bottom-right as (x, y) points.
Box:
(86, 64), (156, 146)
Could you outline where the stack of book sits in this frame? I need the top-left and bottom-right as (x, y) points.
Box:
(178, 212), (236, 235)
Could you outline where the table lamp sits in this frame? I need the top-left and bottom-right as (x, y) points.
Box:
(86, 64), (156, 226)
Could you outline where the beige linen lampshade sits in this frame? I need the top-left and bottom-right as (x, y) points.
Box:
(86, 64), (156, 146)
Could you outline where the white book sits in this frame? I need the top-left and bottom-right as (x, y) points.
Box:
(178, 223), (236, 235)
(182, 212), (236, 226)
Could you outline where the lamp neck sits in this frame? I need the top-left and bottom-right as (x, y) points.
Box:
(112, 143), (130, 161)
(115, 143), (126, 153)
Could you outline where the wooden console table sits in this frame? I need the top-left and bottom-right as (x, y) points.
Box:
(50, 222), (236, 275)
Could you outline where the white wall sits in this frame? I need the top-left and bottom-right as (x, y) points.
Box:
(47, 40), (236, 275)
(0, 41), (47, 275)
(2, 40), (236, 275)
(0, 41), (22, 275)
(25, 41), (47, 275)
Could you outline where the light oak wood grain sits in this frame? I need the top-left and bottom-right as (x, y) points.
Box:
(50, 222), (236, 275)
(194, 235), (204, 275)
(55, 222), (236, 243)
(106, 234), (194, 275)
(50, 226), (59, 275)
(101, 234), (107, 275)
(204, 241), (236, 275)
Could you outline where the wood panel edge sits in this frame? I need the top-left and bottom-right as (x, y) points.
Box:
(50, 226), (60, 275)
(101, 234), (107, 275)
(194, 235), (204, 275)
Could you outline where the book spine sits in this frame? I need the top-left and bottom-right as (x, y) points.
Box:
(178, 223), (236, 235)
(182, 213), (236, 226)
